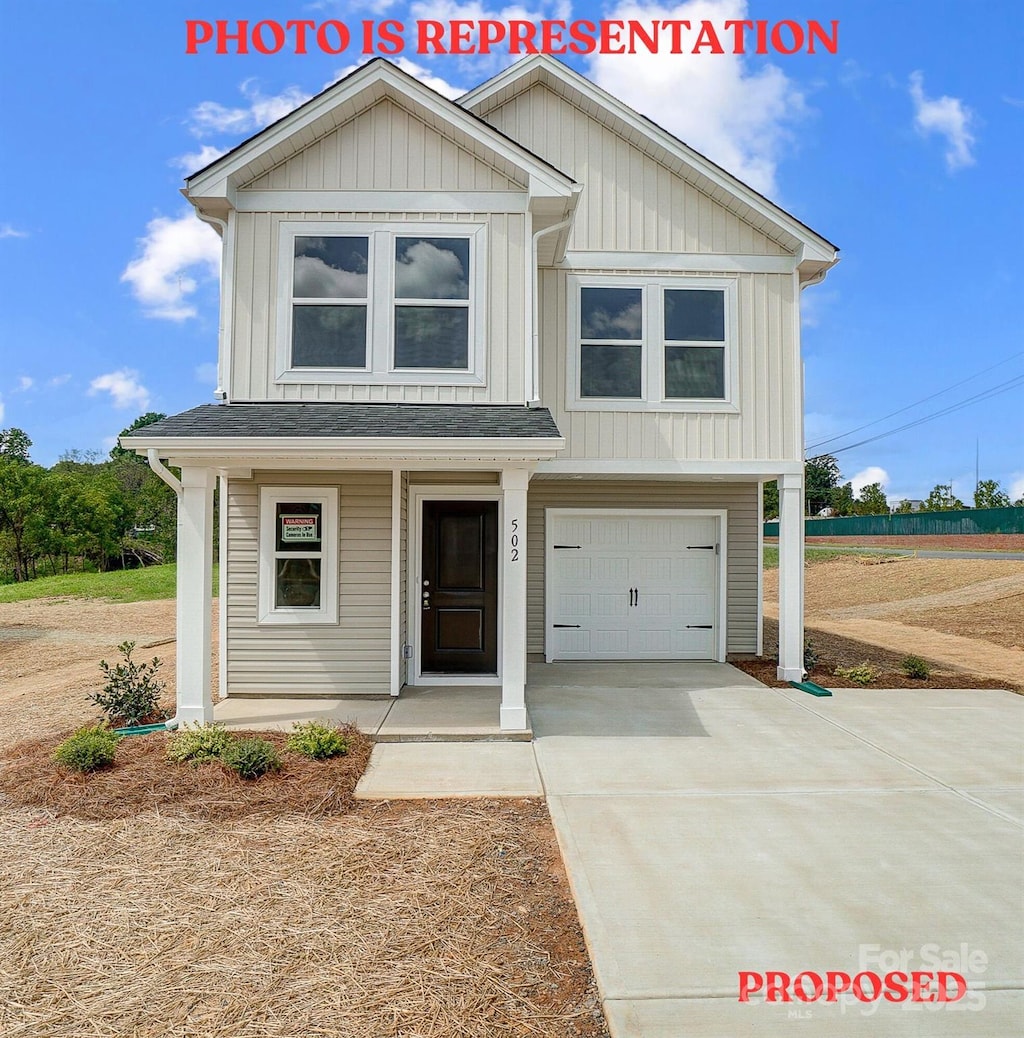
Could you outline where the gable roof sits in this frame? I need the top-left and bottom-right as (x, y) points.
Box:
(460, 55), (838, 280)
(185, 58), (577, 221)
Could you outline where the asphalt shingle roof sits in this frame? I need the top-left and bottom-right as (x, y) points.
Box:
(124, 403), (562, 440)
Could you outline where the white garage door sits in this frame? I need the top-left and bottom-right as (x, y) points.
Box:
(547, 511), (721, 661)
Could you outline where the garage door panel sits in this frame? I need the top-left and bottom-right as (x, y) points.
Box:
(549, 512), (721, 662)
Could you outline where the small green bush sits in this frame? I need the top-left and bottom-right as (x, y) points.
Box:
(285, 721), (350, 761)
(803, 640), (820, 673)
(901, 655), (931, 680)
(834, 662), (878, 686)
(222, 738), (281, 780)
(53, 726), (121, 772)
(167, 724), (236, 766)
(89, 641), (166, 726)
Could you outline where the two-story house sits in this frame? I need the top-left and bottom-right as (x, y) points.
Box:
(124, 56), (837, 732)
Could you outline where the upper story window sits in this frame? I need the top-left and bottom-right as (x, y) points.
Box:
(568, 275), (738, 412)
(277, 222), (485, 386)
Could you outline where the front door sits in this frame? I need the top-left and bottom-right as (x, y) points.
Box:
(421, 501), (499, 674)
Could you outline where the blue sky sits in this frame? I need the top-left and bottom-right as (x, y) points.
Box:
(1, 0), (1021, 504)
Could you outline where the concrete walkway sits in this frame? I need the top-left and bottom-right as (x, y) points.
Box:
(357, 664), (1024, 1036)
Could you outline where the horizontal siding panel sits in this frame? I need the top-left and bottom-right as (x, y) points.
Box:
(226, 473), (393, 696)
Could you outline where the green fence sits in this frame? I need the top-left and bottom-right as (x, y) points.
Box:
(763, 506), (1024, 538)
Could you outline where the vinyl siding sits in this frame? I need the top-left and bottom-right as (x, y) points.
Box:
(244, 98), (525, 192)
(225, 471), (391, 694)
(539, 268), (800, 462)
(228, 209), (528, 404)
(527, 480), (760, 655)
(483, 83), (787, 255)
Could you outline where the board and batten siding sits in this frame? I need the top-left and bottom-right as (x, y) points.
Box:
(527, 480), (760, 655)
(242, 98), (526, 193)
(226, 471), (391, 695)
(228, 209), (528, 404)
(539, 268), (800, 463)
(482, 83), (788, 256)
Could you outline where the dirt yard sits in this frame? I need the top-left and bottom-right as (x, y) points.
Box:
(0, 598), (607, 1038)
(758, 554), (1024, 690)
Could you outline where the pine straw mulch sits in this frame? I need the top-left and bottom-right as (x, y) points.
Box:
(731, 618), (1020, 693)
(0, 732), (608, 1038)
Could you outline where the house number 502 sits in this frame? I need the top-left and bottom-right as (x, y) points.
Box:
(510, 518), (520, 562)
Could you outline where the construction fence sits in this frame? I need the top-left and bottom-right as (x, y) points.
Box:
(763, 506), (1024, 539)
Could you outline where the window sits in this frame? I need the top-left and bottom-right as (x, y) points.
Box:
(277, 222), (485, 385)
(259, 487), (338, 625)
(568, 275), (737, 411)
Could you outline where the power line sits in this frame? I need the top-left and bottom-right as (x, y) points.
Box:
(814, 373), (1024, 458)
(805, 348), (1024, 453)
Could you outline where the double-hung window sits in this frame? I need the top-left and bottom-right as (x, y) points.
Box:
(259, 487), (339, 625)
(569, 275), (737, 411)
(278, 222), (484, 385)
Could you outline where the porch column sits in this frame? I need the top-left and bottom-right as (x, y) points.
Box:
(777, 471), (805, 681)
(500, 467), (530, 731)
(176, 466), (215, 725)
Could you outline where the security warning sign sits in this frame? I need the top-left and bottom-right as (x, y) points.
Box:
(280, 514), (319, 542)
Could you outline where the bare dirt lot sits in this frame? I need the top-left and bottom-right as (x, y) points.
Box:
(0, 598), (607, 1038)
(757, 554), (1024, 690)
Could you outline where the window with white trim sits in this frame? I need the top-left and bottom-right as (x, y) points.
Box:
(277, 222), (485, 385)
(259, 486), (338, 625)
(568, 275), (738, 411)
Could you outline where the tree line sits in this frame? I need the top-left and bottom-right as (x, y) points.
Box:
(764, 454), (1022, 519)
(0, 415), (178, 584)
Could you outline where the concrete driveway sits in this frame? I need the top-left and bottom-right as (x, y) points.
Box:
(527, 663), (1024, 1036)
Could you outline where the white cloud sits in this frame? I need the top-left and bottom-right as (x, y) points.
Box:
(172, 144), (228, 173)
(586, 0), (807, 195)
(188, 80), (311, 138)
(328, 56), (466, 99)
(15, 376), (33, 392)
(0, 224), (28, 239)
(909, 71), (976, 171)
(49, 373), (71, 387)
(0, 396), (5, 423)
(1009, 474), (1024, 502)
(121, 210), (220, 321)
(195, 362), (219, 385)
(89, 370), (151, 411)
(850, 466), (889, 496)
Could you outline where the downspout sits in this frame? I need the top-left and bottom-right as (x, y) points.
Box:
(528, 199), (579, 406)
(147, 449), (182, 730)
(189, 204), (231, 402)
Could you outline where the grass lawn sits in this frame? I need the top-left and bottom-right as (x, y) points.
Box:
(0, 564), (218, 604)
(762, 546), (906, 569)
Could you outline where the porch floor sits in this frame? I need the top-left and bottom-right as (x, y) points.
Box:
(212, 683), (531, 741)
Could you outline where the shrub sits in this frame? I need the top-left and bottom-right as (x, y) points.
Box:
(167, 724), (235, 766)
(285, 721), (350, 760)
(803, 640), (820, 673)
(901, 655), (931, 680)
(222, 737), (281, 780)
(53, 726), (121, 772)
(89, 641), (166, 726)
(834, 662), (877, 686)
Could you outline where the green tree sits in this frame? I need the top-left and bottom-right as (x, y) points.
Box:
(805, 454), (842, 515)
(0, 458), (46, 580)
(855, 482), (890, 516)
(922, 484), (964, 511)
(109, 412), (166, 462)
(830, 482), (855, 517)
(0, 427), (32, 464)
(894, 499), (915, 514)
(762, 480), (779, 520)
(973, 479), (1011, 510)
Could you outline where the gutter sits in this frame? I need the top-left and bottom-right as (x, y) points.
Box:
(189, 202), (231, 401)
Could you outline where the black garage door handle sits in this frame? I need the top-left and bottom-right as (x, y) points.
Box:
(553, 624), (582, 629)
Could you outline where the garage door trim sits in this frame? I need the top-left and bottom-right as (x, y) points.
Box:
(544, 508), (728, 663)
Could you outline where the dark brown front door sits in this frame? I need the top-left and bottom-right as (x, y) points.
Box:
(421, 501), (498, 674)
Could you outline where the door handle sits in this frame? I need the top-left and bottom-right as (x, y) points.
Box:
(629, 587), (639, 607)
